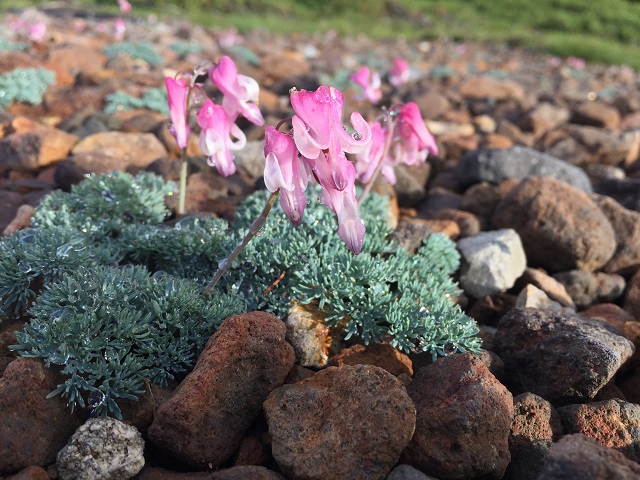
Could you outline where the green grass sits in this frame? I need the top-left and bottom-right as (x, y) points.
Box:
(2, 0), (640, 69)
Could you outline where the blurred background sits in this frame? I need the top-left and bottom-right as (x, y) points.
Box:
(1, 0), (639, 68)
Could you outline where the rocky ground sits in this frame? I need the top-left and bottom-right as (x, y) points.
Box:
(2, 4), (640, 480)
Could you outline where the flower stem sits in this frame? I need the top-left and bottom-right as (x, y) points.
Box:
(358, 115), (396, 206)
(204, 189), (280, 296)
(178, 148), (188, 215)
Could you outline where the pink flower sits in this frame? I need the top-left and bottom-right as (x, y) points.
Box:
(567, 56), (586, 69)
(208, 56), (264, 126)
(355, 121), (393, 184)
(28, 22), (47, 42)
(290, 85), (371, 191)
(389, 58), (410, 88)
(321, 163), (365, 255)
(263, 126), (310, 226)
(114, 18), (126, 40)
(197, 99), (246, 177)
(350, 66), (382, 104)
(165, 76), (190, 150)
(394, 102), (438, 166)
(118, 0), (132, 14)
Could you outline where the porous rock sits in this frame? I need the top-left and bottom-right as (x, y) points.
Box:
(625, 268), (640, 320)
(264, 364), (415, 480)
(148, 312), (295, 468)
(593, 194), (640, 274)
(402, 353), (513, 479)
(0, 358), (85, 474)
(458, 228), (527, 298)
(492, 177), (616, 272)
(56, 417), (144, 480)
(538, 434), (640, 480)
(504, 393), (564, 480)
(558, 399), (640, 462)
(493, 307), (635, 402)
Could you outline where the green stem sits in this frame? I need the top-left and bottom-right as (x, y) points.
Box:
(178, 148), (188, 215)
(204, 189), (280, 296)
(358, 115), (396, 206)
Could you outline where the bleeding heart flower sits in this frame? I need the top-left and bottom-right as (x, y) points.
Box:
(28, 22), (47, 42)
(198, 99), (246, 177)
(321, 162), (366, 255)
(389, 58), (410, 88)
(209, 56), (264, 126)
(290, 85), (371, 191)
(394, 102), (438, 167)
(165, 76), (190, 150)
(114, 18), (126, 40)
(118, 0), (132, 14)
(350, 66), (382, 104)
(263, 126), (310, 226)
(355, 121), (397, 185)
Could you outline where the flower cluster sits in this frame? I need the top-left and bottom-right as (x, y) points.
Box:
(350, 57), (411, 105)
(165, 56), (264, 177)
(355, 102), (438, 185)
(264, 86), (372, 254)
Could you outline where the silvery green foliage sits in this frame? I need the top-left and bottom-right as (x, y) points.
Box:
(104, 88), (169, 115)
(0, 38), (29, 52)
(15, 264), (243, 419)
(1, 171), (174, 318)
(33, 171), (175, 239)
(103, 41), (163, 65)
(0, 68), (55, 111)
(169, 40), (202, 57)
(4, 173), (480, 417)
(0, 227), (95, 315)
(223, 189), (481, 359)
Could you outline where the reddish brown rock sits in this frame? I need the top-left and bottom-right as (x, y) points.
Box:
(492, 177), (616, 272)
(53, 151), (138, 190)
(538, 434), (640, 480)
(558, 399), (640, 462)
(402, 353), (513, 479)
(44, 45), (107, 87)
(505, 393), (564, 480)
(0, 192), (30, 236)
(593, 194), (640, 275)
(433, 208), (482, 237)
(327, 343), (413, 377)
(264, 365), (415, 480)
(147, 312), (295, 468)
(2, 204), (35, 236)
(521, 102), (570, 136)
(459, 76), (525, 102)
(0, 125), (79, 174)
(0, 358), (85, 474)
(493, 308), (635, 403)
(212, 466), (286, 480)
(572, 100), (621, 130)
(136, 467), (212, 479)
(71, 131), (167, 171)
(42, 86), (108, 121)
(260, 50), (310, 84)
(4, 465), (49, 480)
(624, 268), (640, 321)
(460, 181), (503, 220)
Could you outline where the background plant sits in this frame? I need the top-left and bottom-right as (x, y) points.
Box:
(0, 68), (55, 111)
(103, 41), (164, 66)
(104, 88), (169, 115)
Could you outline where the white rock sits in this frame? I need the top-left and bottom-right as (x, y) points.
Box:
(458, 228), (527, 298)
(285, 304), (331, 368)
(57, 417), (144, 480)
(516, 284), (575, 314)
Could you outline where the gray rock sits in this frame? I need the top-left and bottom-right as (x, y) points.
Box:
(594, 178), (640, 212)
(455, 146), (592, 192)
(56, 417), (144, 480)
(458, 228), (527, 298)
(386, 464), (438, 480)
(493, 308), (635, 402)
(232, 140), (265, 184)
